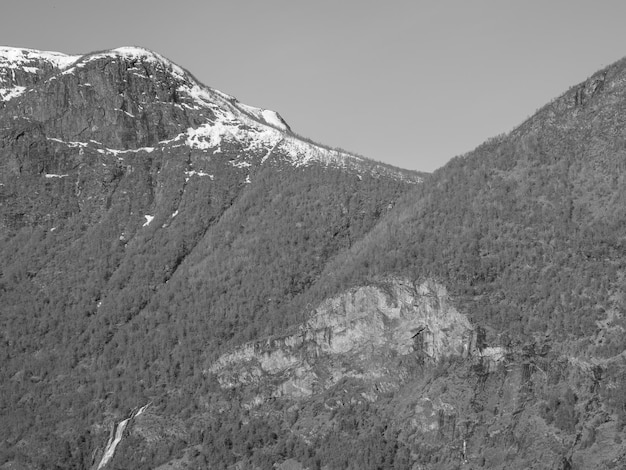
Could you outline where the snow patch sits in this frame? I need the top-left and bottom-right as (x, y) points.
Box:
(185, 119), (283, 155)
(261, 109), (289, 131)
(44, 173), (68, 178)
(186, 122), (234, 150)
(48, 138), (89, 148)
(59, 46), (187, 80)
(158, 133), (185, 145)
(171, 210), (179, 218)
(261, 139), (282, 164)
(236, 103), (290, 131)
(20, 66), (39, 74)
(96, 146), (154, 156)
(0, 46), (79, 70)
(231, 160), (251, 168)
(143, 215), (154, 227)
(115, 108), (135, 118)
(0, 86), (26, 101)
(184, 170), (213, 179)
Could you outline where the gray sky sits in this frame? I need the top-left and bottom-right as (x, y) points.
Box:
(3, 1), (626, 172)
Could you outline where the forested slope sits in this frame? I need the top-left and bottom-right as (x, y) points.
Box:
(198, 56), (626, 469)
(2, 46), (626, 469)
(0, 47), (421, 469)
(327, 58), (626, 351)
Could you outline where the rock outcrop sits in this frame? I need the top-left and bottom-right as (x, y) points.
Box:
(0, 47), (425, 470)
(209, 278), (478, 403)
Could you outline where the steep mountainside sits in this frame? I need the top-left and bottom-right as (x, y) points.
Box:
(1, 45), (626, 470)
(186, 57), (626, 469)
(284, 57), (626, 468)
(0, 46), (422, 470)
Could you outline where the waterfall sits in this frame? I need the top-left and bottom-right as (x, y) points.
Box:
(95, 404), (150, 470)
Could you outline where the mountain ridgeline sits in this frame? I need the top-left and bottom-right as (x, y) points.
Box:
(0, 46), (625, 469)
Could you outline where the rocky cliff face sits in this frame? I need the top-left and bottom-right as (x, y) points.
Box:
(204, 275), (626, 469)
(0, 46), (421, 178)
(0, 47), (77, 102)
(2, 47), (193, 148)
(0, 46), (426, 470)
(0, 46), (420, 233)
(204, 274), (626, 469)
(209, 278), (483, 404)
(3, 44), (626, 470)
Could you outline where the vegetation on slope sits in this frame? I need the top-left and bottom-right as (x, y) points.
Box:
(3, 48), (626, 469)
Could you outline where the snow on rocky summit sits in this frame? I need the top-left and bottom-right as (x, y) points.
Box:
(0, 45), (421, 182)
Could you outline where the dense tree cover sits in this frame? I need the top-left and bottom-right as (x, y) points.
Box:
(3, 51), (626, 469)
(0, 45), (426, 469)
(0, 143), (412, 468)
(310, 67), (626, 358)
(99, 390), (421, 470)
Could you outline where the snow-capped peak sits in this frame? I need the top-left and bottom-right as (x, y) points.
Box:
(0, 45), (418, 181)
(81, 47), (187, 79)
(236, 103), (291, 132)
(0, 46), (80, 70)
(55, 46), (189, 82)
(0, 45), (288, 132)
(0, 46), (81, 102)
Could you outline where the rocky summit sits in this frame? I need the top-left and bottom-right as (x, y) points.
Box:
(1, 46), (626, 470)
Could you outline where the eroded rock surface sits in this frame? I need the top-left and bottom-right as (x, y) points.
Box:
(209, 278), (478, 402)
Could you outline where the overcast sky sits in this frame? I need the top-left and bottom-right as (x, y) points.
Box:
(3, 1), (626, 172)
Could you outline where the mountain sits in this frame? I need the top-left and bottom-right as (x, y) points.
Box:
(0, 46), (422, 469)
(280, 57), (626, 468)
(1, 45), (626, 470)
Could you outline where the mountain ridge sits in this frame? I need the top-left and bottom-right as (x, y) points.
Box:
(0, 44), (425, 470)
(0, 45), (423, 183)
(2, 45), (626, 469)
(197, 51), (626, 468)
